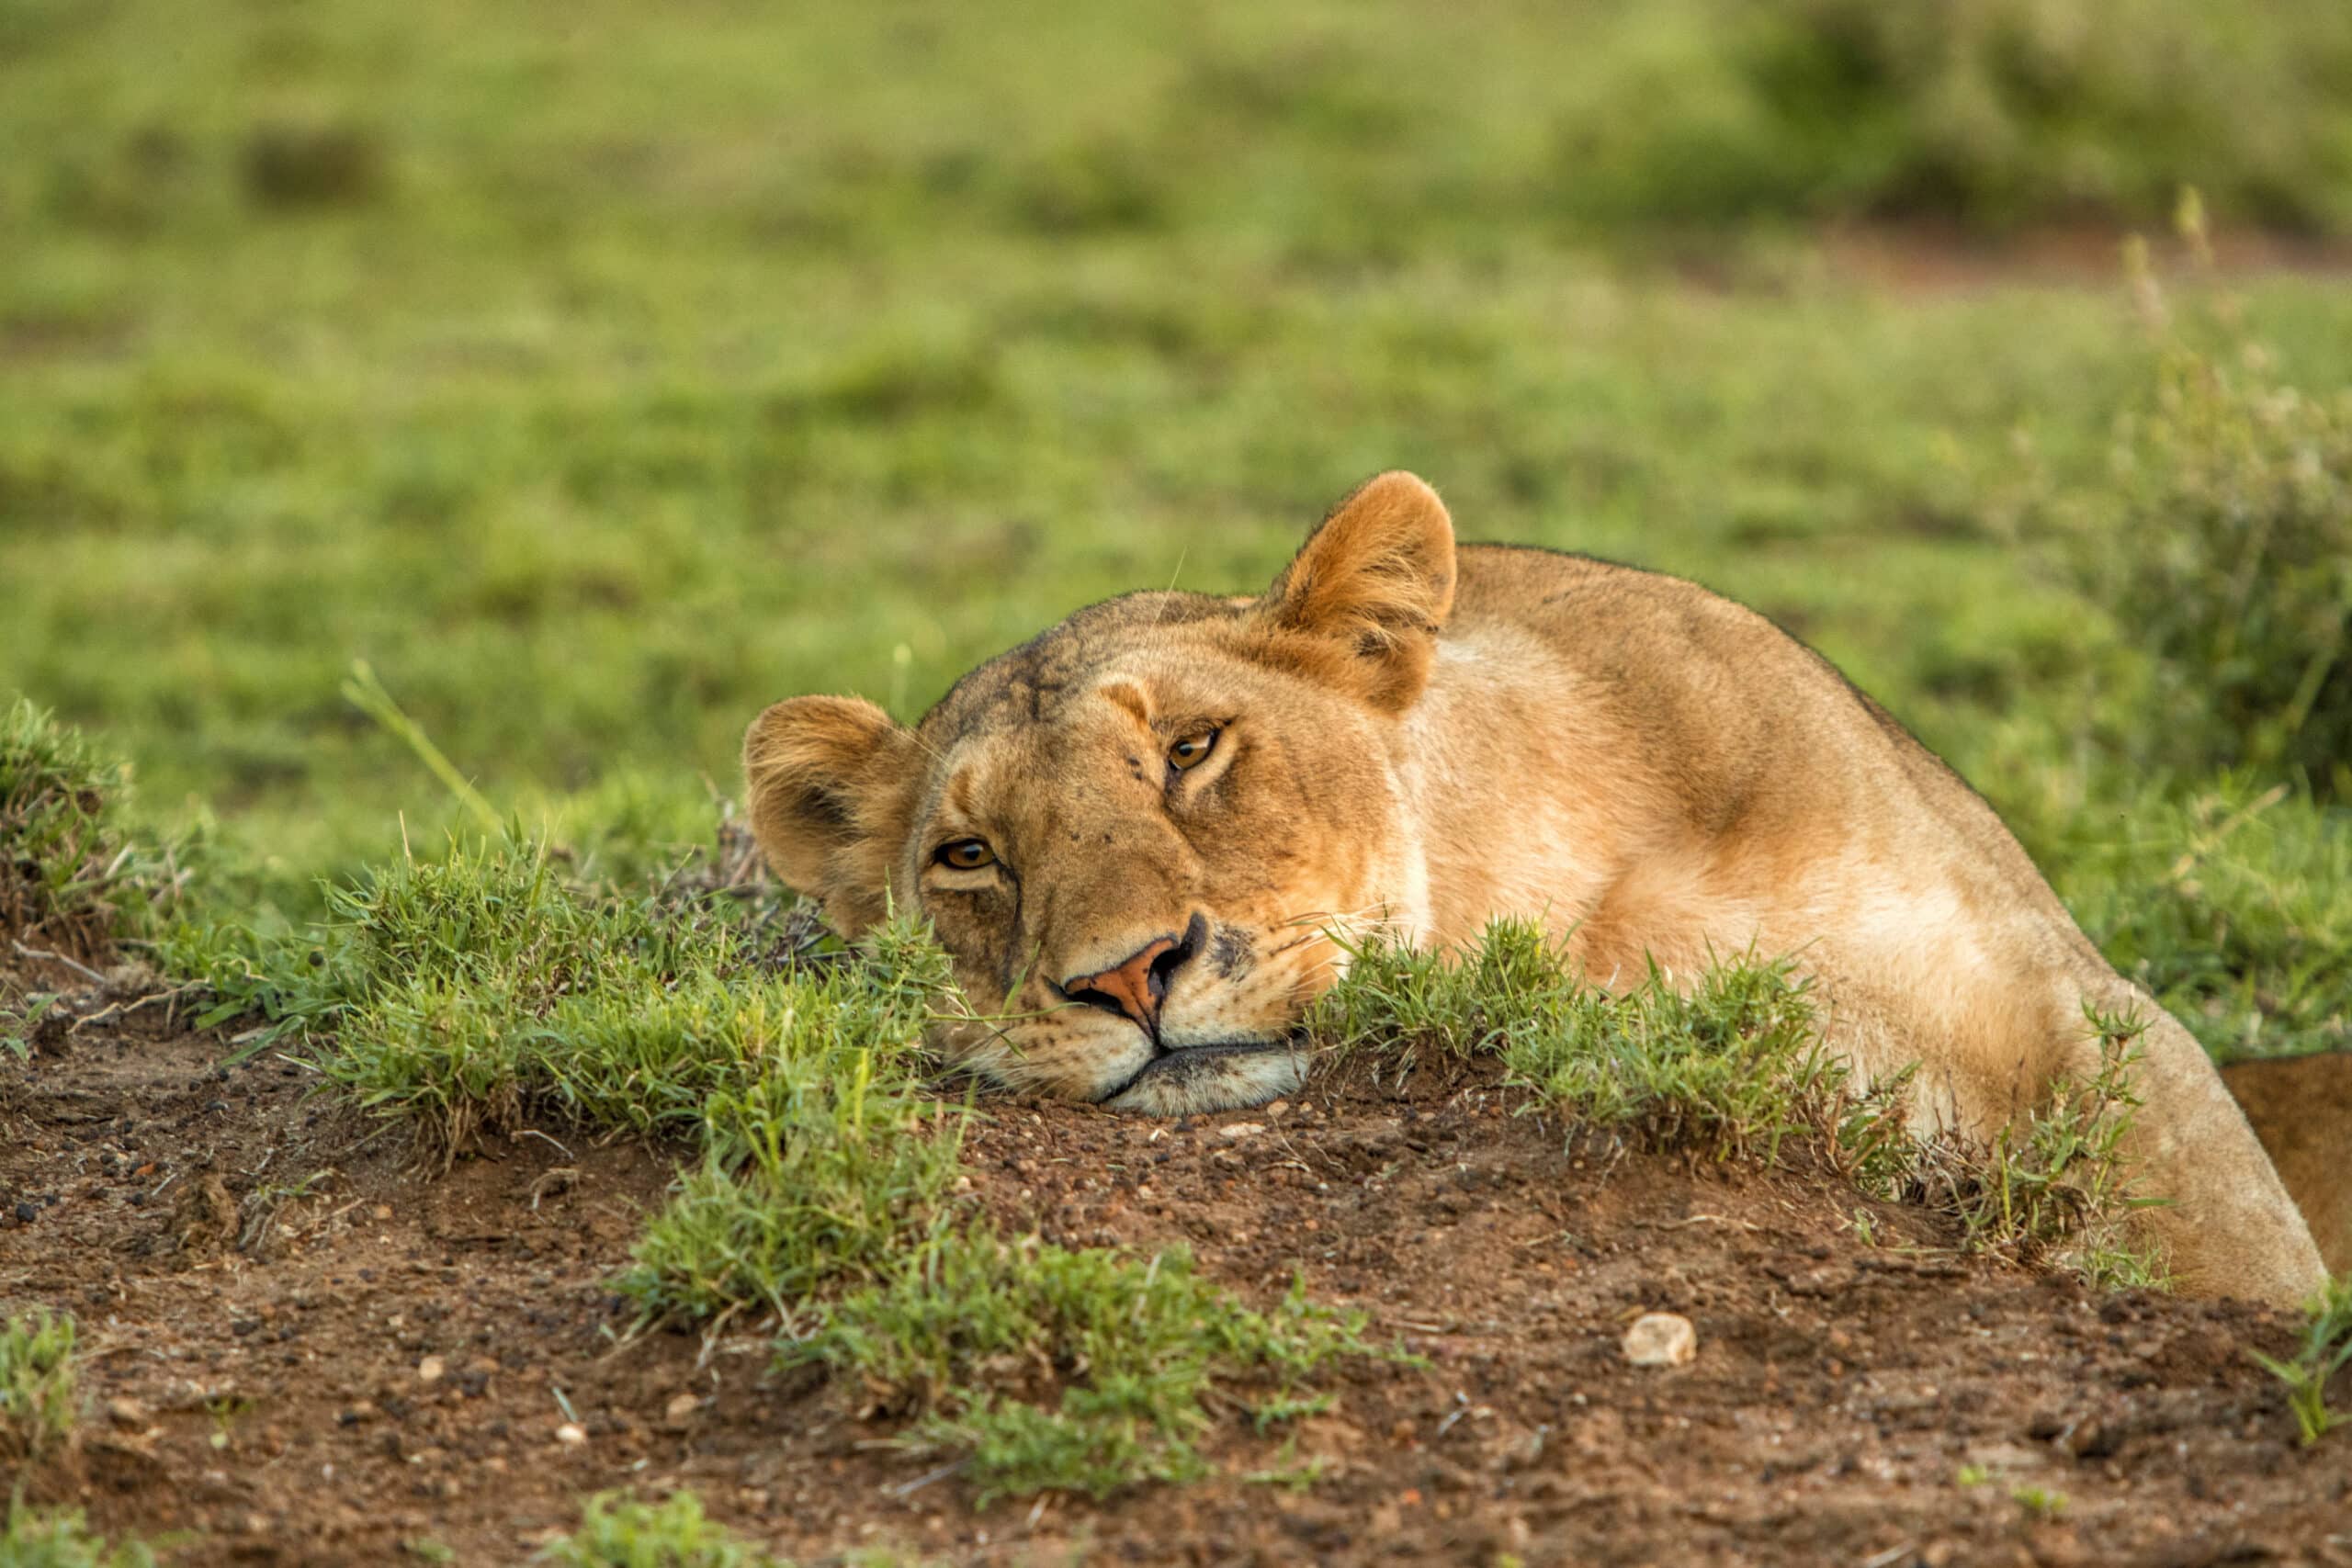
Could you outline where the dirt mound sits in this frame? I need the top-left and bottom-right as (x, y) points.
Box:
(2225, 1054), (2352, 1277)
(5, 963), (2349, 1566)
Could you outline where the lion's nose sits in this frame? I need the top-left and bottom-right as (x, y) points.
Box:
(1062, 917), (1204, 1038)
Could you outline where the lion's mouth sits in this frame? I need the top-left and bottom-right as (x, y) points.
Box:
(1096, 1037), (1303, 1108)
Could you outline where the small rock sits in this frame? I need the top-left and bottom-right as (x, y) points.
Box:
(415, 1356), (445, 1386)
(372, 1204), (394, 1222)
(554, 1423), (587, 1446)
(2060, 1419), (2122, 1461)
(1219, 1122), (1265, 1140)
(1265, 1100), (1291, 1119)
(662, 1393), (700, 1431)
(1622, 1312), (1697, 1368)
(11, 1203), (35, 1225)
(106, 1396), (150, 1429)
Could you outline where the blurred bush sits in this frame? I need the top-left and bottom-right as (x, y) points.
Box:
(2047, 337), (2352, 794)
(240, 116), (390, 210)
(1560, 0), (2352, 231)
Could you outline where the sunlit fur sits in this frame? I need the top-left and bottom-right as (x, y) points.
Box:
(746, 471), (2330, 1305)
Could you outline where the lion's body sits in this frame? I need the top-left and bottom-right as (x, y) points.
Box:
(1397, 545), (2323, 1301)
(747, 473), (2330, 1304)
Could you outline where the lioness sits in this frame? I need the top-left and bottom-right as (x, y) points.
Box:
(746, 472), (2328, 1304)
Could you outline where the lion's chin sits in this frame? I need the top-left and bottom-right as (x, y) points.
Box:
(1097, 1042), (1307, 1116)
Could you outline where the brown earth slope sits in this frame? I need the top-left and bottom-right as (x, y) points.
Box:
(4, 954), (2349, 1567)
(2225, 1054), (2352, 1279)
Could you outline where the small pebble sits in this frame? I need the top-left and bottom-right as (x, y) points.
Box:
(663, 1393), (700, 1430)
(106, 1396), (150, 1429)
(415, 1356), (445, 1386)
(1622, 1312), (1697, 1368)
(1218, 1122), (1265, 1140)
(555, 1423), (587, 1446)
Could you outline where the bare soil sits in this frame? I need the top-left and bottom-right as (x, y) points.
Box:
(5, 956), (2349, 1568)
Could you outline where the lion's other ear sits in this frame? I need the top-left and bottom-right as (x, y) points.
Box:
(1257, 470), (1457, 710)
(742, 695), (919, 936)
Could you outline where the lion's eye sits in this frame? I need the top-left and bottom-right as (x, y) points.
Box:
(1167, 728), (1219, 773)
(935, 838), (996, 871)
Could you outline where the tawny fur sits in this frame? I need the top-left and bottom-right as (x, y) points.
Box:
(746, 471), (2330, 1305)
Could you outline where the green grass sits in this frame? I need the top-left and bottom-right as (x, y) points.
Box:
(0, 1504), (156, 1568)
(1317, 922), (1897, 1170)
(0, 1309), (78, 1467)
(0, 696), (170, 963)
(2047, 780), (2352, 1062)
(1317, 921), (1860, 1167)
(2252, 1273), (2352, 1446)
(1921, 1006), (2166, 1292)
(782, 1230), (1383, 1504)
(538, 1493), (786, 1568)
(2010, 1484), (2070, 1521)
(177, 835), (949, 1161)
(613, 1045), (967, 1326)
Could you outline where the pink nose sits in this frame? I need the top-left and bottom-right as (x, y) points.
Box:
(1063, 936), (1181, 1035)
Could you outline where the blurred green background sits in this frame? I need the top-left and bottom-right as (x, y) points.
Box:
(5, 0), (2349, 1056)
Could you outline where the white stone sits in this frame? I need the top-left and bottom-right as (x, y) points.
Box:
(1622, 1312), (1697, 1368)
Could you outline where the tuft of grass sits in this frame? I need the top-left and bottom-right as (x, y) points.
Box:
(0, 1503), (156, 1568)
(2010, 1483), (2069, 1521)
(0, 696), (168, 963)
(186, 835), (953, 1167)
(614, 1053), (967, 1326)
(1313, 919), (1573, 1076)
(782, 1230), (1382, 1504)
(2252, 1273), (2352, 1446)
(537, 1492), (786, 1568)
(1317, 921), (1870, 1168)
(3, 991), (62, 1063)
(0, 1308), (79, 1466)
(601, 909), (970, 1325)
(1913, 1006), (2167, 1292)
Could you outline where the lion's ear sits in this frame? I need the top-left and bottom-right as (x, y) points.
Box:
(1256, 471), (1456, 710)
(743, 695), (920, 936)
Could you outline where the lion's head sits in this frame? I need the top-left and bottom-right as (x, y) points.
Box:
(744, 473), (1456, 1113)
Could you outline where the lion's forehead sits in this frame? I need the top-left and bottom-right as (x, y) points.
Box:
(917, 590), (1243, 743)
